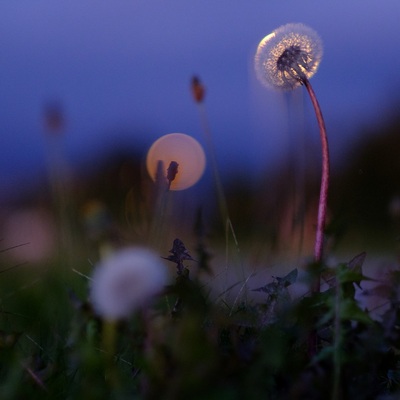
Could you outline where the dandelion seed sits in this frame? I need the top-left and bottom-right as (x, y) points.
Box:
(89, 247), (168, 320)
(254, 23), (323, 91)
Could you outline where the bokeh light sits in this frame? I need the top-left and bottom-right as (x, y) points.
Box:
(146, 133), (206, 191)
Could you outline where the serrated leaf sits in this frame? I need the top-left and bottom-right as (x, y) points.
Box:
(340, 299), (373, 324)
(321, 266), (337, 288)
(274, 268), (298, 287)
(337, 268), (368, 286)
(346, 252), (369, 289)
(347, 251), (366, 272)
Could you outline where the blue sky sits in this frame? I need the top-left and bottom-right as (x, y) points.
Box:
(1, 1), (400, 200)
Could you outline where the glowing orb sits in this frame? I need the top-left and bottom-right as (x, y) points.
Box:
(146, 133), (206, 191)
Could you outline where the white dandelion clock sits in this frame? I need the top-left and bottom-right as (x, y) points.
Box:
(255, 23), (323, 91)
(90, 247), (168, 320)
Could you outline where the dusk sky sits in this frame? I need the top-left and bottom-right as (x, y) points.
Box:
(1, 1), (400, 200)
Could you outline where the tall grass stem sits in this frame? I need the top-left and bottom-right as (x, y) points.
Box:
(194, 98), (245, 302)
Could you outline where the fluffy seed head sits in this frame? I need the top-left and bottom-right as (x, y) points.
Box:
(255, 23), (323, 91)
(90, 247), (168, 320)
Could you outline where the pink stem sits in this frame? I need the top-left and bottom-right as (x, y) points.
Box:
(303, 79), (330, 292)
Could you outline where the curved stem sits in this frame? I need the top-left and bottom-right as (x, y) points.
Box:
(303, 79), (330, 292)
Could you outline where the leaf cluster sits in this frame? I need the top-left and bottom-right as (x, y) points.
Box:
(1, 247), (400, 399)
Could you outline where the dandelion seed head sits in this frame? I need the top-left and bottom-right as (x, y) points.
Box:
(255, 23), (323, 91)
(90, 247), (168, 320)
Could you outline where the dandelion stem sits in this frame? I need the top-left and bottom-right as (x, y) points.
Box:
(102, 320), (118, 385)
(303, 78), (330, 292)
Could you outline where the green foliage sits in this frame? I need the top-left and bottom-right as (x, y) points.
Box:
(1, 247), (400, 399)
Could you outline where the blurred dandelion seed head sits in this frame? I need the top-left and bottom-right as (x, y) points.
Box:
(255, 23), (323, 91)
(90, 247), (168, 320)
(146, 133), (206, 191)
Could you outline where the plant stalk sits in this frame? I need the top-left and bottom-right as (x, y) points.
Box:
(303, 78), (330, 292)
(302, 78), (330, 359)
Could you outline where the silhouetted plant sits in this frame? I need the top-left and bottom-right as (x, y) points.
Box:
(255, 23), (329, 290)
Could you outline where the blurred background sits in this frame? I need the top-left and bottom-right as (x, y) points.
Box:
(1, 1), (400, 269)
